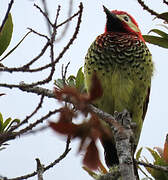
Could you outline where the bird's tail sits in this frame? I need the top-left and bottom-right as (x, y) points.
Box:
(101, 138), (119, 167)
(101, 138), (140, 179)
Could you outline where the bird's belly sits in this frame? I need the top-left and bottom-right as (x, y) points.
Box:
(94, 71), (134, 115)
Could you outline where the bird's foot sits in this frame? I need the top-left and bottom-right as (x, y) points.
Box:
(114, 109), (132, 129)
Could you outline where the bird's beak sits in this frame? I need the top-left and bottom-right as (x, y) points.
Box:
(103, 5), (123, 32)
(103, 6), (117, 20)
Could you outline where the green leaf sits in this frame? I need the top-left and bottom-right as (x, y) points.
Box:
(149, 29), (168, 39)
(2, 117), (12, 131)
(0, 112), (3, 132)
(138, 165), (153, 180)
(146, 147), (161, 162)
(54, 79), (65, 89)
(143, 35), (168, 48)
(76, 67), (85, 92)
(12, 118), (20, 124)
(142, 147), (168, 180)
(0, 13), (13, 56)
(67, 75), (76, 87)
(5, 118), (20, 131)
(136, 147), (143, 160)
(82, 166), (98, 179)
(159, 24), (168, 31)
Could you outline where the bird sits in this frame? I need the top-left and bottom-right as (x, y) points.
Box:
(84, 6), (154, 167)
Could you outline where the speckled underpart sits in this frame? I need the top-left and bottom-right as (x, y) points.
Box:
(84, 31), (153, 166)
(84, 8), (154, 167)
(85, 32), (153, 82)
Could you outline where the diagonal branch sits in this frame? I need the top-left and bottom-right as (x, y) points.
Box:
(137, 0), (168, 22)
(29, 2), (83, 72)
(136, 160), (168, 173)
(55, 0), (73, 42)
(0, 2), (83, 74)
(9, 95), (45, 132)
(0, 108), (60, 145)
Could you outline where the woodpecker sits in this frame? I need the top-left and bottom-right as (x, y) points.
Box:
(84, 6), (153, 167)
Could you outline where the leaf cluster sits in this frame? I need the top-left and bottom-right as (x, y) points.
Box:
(136, 135), (168, 180)
(54, 67), (86, 93)
(0, 113), (20, 133)
(143, 12), (168, 49)
(0, 112), (20, 151)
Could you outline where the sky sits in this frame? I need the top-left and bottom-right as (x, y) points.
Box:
(0, 0), (168, 180)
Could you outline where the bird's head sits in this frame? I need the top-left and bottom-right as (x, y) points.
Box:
(103, 6), (144, 41)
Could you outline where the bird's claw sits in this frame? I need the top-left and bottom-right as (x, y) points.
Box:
(114, 109), (132, 128)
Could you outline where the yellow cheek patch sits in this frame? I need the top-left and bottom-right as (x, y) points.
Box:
(117, 14), (140, 33)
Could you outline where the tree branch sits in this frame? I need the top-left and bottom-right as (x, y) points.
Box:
(55, 0), (73, 42)
(89, 106), (136, 180)
(36, 158), (44, 180)
(4, 137), (71, 180)
(9, 95), (45, 132)
(136, 160), (168, 173)
(137, 0), (168, 22)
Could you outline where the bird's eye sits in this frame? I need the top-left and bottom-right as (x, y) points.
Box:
(123, 16), (129, 22)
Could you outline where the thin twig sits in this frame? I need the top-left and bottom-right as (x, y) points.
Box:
(16, 109), (60, 136)
(9, 95), (45, 132)
(62, 62), (70, 85)
(55, 0), (73, 42)
(0, 31), (32, 62)
(44, 136), (71, 171)
(23, 126), (48, 136)
(54, 5), (61, 27)
(0, 0), (14, 33)
(56, 8), (80, 29)
(0, 39), (50, 71)
(137, 0), (168, 23)
(0, 3), (83, 74)
(6, 136), (71, 180)
(36, 159), (44, 180)
(136, 160), (168, 173)
(41, 0), (52, 35)
(137, 0), (159, 16)
(16, 37), (55, 88)
(27, 28), (49, 40)
(22, 43), (55, 88)
(23, 47), (55, 87)
(0, 108), (60, 145)
(22, 38), (50, 69)
(27, 2), (83, 73)
(34, 2), (52, 35)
